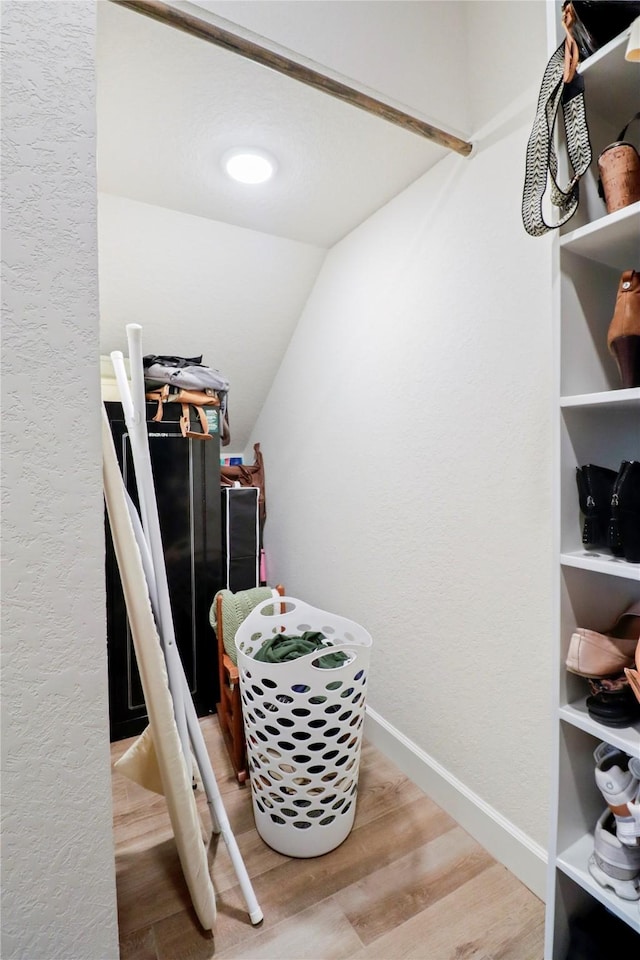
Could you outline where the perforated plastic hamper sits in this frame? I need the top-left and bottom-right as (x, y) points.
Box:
(236, 596), (373, 857)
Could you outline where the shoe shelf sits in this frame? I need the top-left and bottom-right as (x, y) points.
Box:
(559, 262), (636, 398)
(560, 387), (640, 410)
(546, 6), (640, 956)
(560, 201), (640, 271)
(575, 28), (639, 125)
(560, 552), (640, 582)
(556, 833), (640, 935)
(559, 407), (640, 569)
(559, 701), (640, 759)
(550, 713), (640, 955)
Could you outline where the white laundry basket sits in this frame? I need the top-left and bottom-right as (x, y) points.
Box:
(235, 596), (373, 858)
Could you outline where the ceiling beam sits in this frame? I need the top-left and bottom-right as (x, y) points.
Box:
(111, 0), (473, 158)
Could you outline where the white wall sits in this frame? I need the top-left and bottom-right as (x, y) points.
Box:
(250, 14), (554, 880)
(1, 3), (119, 958)
(464, 0), (546, 131)
(98, 193), (326, 452)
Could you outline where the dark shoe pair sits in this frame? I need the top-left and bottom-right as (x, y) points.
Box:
(576, 461), (640, 563)
(586, 676), (640, 728)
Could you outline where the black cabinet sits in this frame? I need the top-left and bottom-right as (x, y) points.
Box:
(104, 401), (222, 742)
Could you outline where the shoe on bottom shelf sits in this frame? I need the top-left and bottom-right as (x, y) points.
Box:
(588, 808), (640, 901)
(594, 742), (640, 846)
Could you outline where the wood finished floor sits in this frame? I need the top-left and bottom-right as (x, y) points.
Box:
(111, 716), (544, 959)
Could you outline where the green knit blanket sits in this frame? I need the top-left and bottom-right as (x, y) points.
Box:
(209, 586), (278, 665)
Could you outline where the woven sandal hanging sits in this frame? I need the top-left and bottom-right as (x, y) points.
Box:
(522, 3), (592, 237)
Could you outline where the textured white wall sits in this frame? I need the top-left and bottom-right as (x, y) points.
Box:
(1, 1), (552, 945)
(1, 3), (119, 958)
(250, 119), (554, 845)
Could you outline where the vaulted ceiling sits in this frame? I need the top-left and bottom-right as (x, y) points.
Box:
(96, 0), (471, 247)
(95, 1), (539, 451)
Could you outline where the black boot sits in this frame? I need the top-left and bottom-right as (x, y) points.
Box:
(575, 464), (619, 549)
(607, 461), (630, 558)
(609, 460), (640, 563)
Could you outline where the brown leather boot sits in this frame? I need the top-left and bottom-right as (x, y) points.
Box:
(608, 270), (640, 388)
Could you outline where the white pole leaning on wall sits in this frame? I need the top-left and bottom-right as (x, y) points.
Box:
(109, 324), (263, 925)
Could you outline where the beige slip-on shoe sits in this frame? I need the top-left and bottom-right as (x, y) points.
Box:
(566, 600), (640, 678)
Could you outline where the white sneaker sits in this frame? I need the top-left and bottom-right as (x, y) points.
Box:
(628, 757), (640, 840)
(593, 742), (640, 847)
(588, 808), (640, 901)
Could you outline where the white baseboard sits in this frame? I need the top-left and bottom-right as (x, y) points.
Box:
(364, 706), (548, 901)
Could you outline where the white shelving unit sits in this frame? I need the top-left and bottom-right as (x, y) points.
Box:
(544, 10), (640, 959)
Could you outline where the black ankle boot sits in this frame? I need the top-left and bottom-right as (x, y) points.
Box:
(609, 460), (640, 563)
(607, 461), (630, 558)
(575, 464), (619, 549)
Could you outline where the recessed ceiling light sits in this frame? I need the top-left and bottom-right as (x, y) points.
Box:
(222, 148), (277, 184)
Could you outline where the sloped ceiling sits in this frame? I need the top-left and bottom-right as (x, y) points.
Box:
(96, 0), (473, 450)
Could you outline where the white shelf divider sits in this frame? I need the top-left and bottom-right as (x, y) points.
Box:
(560, 388), (640, 410)
(557, 834), (640, 935)
(559, 702), (640, 758)
(560, 551), (640, 582)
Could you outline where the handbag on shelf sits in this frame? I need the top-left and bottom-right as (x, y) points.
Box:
(522, 47), (591, 236)
(567, 1), (640, 60)
(522, 4), (593, 237)
(598, 113), (640, 214)
(607, 269), (640, 390)
(522, 2), (640, 237)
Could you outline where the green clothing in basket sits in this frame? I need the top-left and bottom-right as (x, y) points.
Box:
(254, 632), (348, 669)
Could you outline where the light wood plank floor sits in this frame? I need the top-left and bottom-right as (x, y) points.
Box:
(111, 716), (544, 959)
